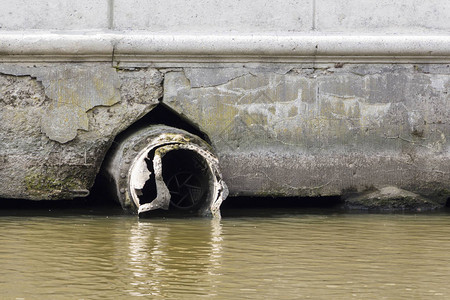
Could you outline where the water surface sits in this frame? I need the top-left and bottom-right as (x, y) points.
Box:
(1, 206), (450, 299)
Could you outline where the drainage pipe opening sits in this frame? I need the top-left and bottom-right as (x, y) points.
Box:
(104, 125), (228, 218)
(162, 150), (211, 210)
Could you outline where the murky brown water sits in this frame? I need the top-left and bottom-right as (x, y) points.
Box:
(1, 207), (450, 299)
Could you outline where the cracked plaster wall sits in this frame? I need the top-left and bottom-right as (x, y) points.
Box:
(164, 64), (450, 201)
(1, 62), (450, 202)
(0, 64), (162, 200)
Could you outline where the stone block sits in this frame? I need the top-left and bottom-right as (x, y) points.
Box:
(315, 0), (450, 33)
(0, 0), (109, 30)
(113, 0), (313, 32)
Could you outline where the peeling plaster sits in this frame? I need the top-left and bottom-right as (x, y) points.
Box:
(164, 70), (401, 150)
(0, 65), (120, 143)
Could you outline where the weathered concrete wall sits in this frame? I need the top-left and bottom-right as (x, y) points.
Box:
(164, 64), (450, 202)
(0, 65), (162, 199)
(0, 1), (449, 208)
(2, 63), (449, 203)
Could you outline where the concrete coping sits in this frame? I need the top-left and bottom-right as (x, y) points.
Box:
(1, 31), (449, 64)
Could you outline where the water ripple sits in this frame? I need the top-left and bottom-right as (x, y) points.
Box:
(1, 214), (450, 299)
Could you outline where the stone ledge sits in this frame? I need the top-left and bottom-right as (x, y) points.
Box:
(0, 31), (449, 64)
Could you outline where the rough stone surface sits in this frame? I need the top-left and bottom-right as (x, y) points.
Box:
(0, 65), (162, 200)
(164, 65), (450, 202)
(343, 186), (441, 211)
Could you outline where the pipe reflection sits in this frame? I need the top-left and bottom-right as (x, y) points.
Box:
(126, 219), (223, 298)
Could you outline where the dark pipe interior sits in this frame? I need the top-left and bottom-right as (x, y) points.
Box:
(139, 149), (211, 211)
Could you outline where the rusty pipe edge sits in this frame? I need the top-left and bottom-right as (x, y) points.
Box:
(104, 125), (228, 218)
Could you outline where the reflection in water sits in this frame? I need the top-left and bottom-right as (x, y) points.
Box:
(1, 212), (450, 299)
(126, 219), (223, 298)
